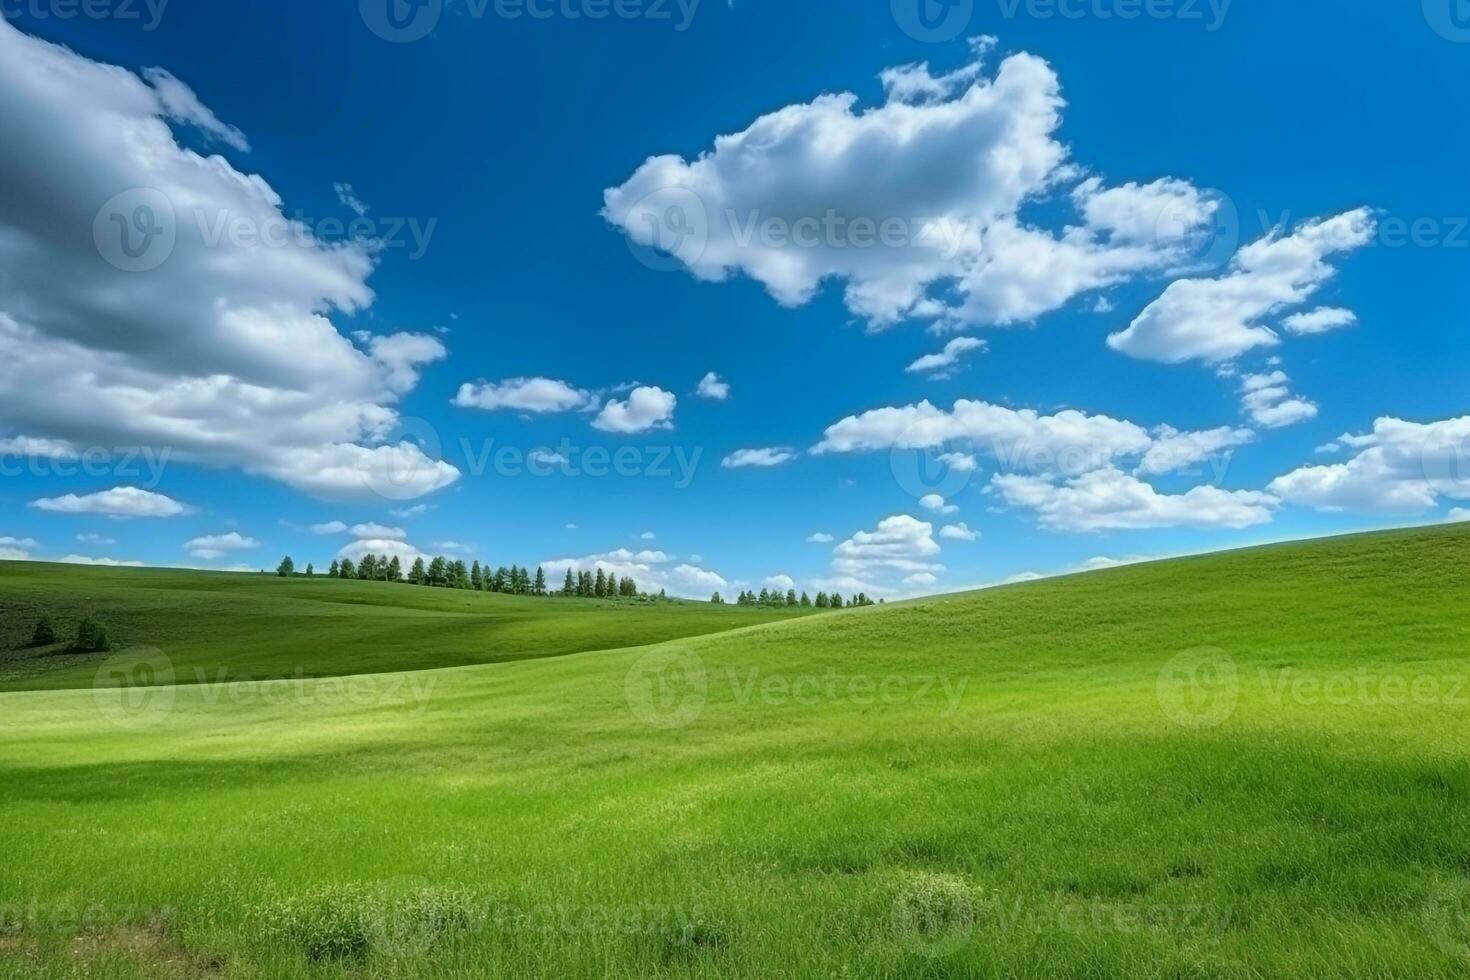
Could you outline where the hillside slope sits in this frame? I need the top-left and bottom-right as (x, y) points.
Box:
(0, 562), (811, 691)
(2, 525), (1469, 978)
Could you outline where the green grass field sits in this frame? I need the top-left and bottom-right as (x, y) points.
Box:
(3, 525), (1470, 978)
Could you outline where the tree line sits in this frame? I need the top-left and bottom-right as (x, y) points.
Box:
(711, 588), (877, 609)
(276, 554), (658, 601)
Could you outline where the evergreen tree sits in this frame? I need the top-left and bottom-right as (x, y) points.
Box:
(358, 554), (378, 581)
(386, 556), (402, 583)
(409, 557), (426, 585)
(427, 556), (448, 587)
(786, 589), (798, 607)
(711, 592), (724, 604)
(533, 566), (547, 595)
(831, 592), (844, 609)
(328, 559), (340, 578)
(305, 563), (314, 577)
(339, 557), (356, 579)
(757, 588), (770, 605)
(815, 592), (828, 608)
(562, 568), (576, 596)
(451, 560), (469, 589)
(593, 568), (606, 598)
(29, 617), (57, 648)
(276, 556), (295, 577)
(800, 592), (811, 607)
(471, 561), (483, 591)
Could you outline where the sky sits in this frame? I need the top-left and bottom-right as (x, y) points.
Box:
(0, 0), (1467, 598)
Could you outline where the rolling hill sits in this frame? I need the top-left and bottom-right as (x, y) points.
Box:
(2, 524), (1469, 978)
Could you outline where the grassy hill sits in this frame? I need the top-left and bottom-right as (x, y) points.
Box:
(0, 562), (812, 691)
(2, 525), (1469, 978)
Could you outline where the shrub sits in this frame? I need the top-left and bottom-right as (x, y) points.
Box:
(70, 617), (111, 653)
(28, 617), (57, 648)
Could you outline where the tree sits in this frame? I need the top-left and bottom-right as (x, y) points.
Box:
(386, 556), (402, 583)
(409, 557), (426, 585)
(427, 556), (448, 587)
(470, 561), (483, 591)
(594, 568), (607, 599)
(830, 592), (844, 609)
(305, 563), (314, 577)
(358, 554), (378, 581)
(815, 592), (829, 608)
(757, 588), (770, 606)
(533, 566), (547, 595)
(786, 589), (798, 607)
(450, 560), (469, 589)
(328, 560), (340, 578)
(71, 617), (110, 653)
(800, 592), (811, 607)
(276, 556), (295, 577)
(29, 617), (57, 648)
(563, 568), (576, 596)
(710, 592), (724, 604)
(339, 557), (356, 579)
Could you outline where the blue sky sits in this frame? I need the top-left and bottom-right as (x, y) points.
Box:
(0, 1), (1467, 597)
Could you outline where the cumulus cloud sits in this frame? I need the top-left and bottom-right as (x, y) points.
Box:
(1239, 371), (1318, 429)
(350, 523), (407, 540)
(336, 537), (428, 569)
(920, 494), (959, 515)
(695, 371), (730, 400)
(1269, 416), (1470, 513)
(60, 554), (145, 567)
(1108, 209), (1375, 364)
(806, 532), (835, 544)
(310, 521), (348, 534)
(907, 337), (986, 376)
(764, 574), (796, 591)
(993, 468), (1278, 531)
(722, 447), (797, 469)
(832, 514), (944, 578)
(1136, 425), (1253, 476)
(539, 547), (727, 598)
(453, 377), (591, 413)
(0, 536), (38, 561)
(1448, 508), (1470, 523)
(939, 522), (979, 541)
(1283, 307), (1357, 336)
(30, 486), (188, 518)
(0, 22), (457, 501)
(604, 46), (1218, 331)
(592, 386), (676, 434)
(185, 531), (259, 559)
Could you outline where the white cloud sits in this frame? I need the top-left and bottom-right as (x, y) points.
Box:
(311, 521), (348, 535)
(185, 531), (259, 559)
(907, 337), (986, 375)
(919, 493), (959, 515)
(0, 23), (457, 501)
(1282, 307), (1357, 335)
(76, 533), (117, 545)
(453, 377), (591, 414)
(806, 532), (835, 544)
(540, 547), (725, 598)
(640, 531), (657, 541)
(1136, 425), (1253, 476)
(1108, 209), (1375, 364)
(1448, 508), (1470, 523)
(832, 515), (944, 581)
(764, 574), (796, 591)
(333, 182), (370, 217)
(937, 451), (978, 472)
(30, 486), (188, 518)
(992, 467), (1278, 531)
(722, 447), (797, 469)
(350, 523), (406, 540)
(695, 371), (730, 400)
(903, 572), (938, 588)
(0, 536), (37, 561)
(431, 541), (473, 553)
(530, 450), (569, 466)
(390, 503), (434, 518)
(939, 522), (979, 541)
(604, 46), (1217, 331)
(1269, 415), (1470, 513)
(592, 386), (676, 434)
(60, 554), (145, 567)
(336, 537), (428, 569)
(814, 399), (1153, 478)
(1239, 371), (1318, 429)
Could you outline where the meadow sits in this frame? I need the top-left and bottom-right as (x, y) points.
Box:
(2, 524), (1470, 977)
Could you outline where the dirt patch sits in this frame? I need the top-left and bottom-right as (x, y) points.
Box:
(69, 924), (224, 977)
